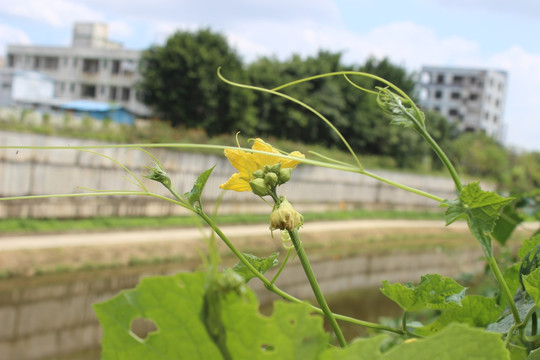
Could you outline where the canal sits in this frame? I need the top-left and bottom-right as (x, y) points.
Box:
(0, 235), (484, 360)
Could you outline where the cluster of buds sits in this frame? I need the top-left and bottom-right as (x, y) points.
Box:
(249, 163), (292, 197)
(270, 197), (303, 231)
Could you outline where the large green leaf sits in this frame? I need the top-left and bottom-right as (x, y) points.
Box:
(231, 252), (279, 282)
(380, 274), (465, 312)
(94, 271), (329, 360)
(415, 295), (502, 336)
(441, 182), (513, 256)
(523, 267), (540, 306)
(320, 323), (510, 360)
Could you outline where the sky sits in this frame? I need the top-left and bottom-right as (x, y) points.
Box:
(1, 0), (539, 152)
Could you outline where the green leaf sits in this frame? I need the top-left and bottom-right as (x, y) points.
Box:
(184, 165), (215, 207)
(441, 182), (513, 256)
(487, 292), (536, 333)
(523, 267), (540, 306)
(415, 295), (502, 336)
(94, 271), (328, 360)
(527, 348), (540, 360)
(493, 201), (524, 246)
(231, 252), (279, 282)
(518, 235), (540, 259)
(380, 274), (466, 312)
(320, 323), (510, 360)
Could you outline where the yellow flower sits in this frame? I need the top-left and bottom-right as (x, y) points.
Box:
(220, 138), (304, 192)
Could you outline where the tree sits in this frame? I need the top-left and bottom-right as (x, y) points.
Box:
(139, 29), (255, 135)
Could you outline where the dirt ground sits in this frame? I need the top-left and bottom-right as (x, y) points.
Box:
(0, 219), (483, 277)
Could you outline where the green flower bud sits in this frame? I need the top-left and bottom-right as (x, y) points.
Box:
(270, 197), (303, 231)
(270, 163), (281, 174)
(252, 169), (265, 179)
(264, 172), (278, 187)
(249, 178), (269, 196)
(144, 162), (171, 188)
(278, 168), (292, 184)
(263, 165), (272, 173)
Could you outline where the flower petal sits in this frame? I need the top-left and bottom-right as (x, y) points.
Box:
(281, 151), (305, 168)
(252, 138), (282, 168)
(220, 172), (251, 192)
(224, 148), (253, 174)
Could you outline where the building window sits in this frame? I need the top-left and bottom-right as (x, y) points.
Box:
(7, 54), (15, 67)
(469, 93), (479, 101)
(70, 83), (76, 93)
(100, 86), (105, 95)
(82, 84), (96, 98)
(495, 99), (500, 108)
(60, 82), (65, 92)
(450, 92), (460, 100)
(434, 90), (443, 99)
(436, 74), (444, 84)
(448, 109), (459, 116)
(43, 56), (59, 70)
(112, 60), (121, 75)
(110, 86), (117, 100)
(493, 115), (499, 123)
(103, 59), (108, 69)
(83, 59), (99, 74)
(452, 76), (464, 85)
(73, 58), (78, 68)
(121, 87), (131, 101)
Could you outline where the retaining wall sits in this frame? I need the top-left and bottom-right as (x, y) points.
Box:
(0, 131), (457, 218)
(0, 246), (483, 360)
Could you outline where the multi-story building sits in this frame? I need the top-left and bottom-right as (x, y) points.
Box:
(5, 23), (150, 116)
(417, 66), (507, 141)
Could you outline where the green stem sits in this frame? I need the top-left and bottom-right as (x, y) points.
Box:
(362, 170), (444, 202)
(287, 228), (347, 347)
(418, 129), (463, 192)
(271, 248), (292, 284)
(488, 256), (521, 325)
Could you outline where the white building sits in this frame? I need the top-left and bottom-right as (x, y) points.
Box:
(5, 23), (150, 116)
(418, 66), (507, 141)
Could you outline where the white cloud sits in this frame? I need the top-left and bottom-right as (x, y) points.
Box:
(2, 0), (104, 28)
(0, 24), (31, 56)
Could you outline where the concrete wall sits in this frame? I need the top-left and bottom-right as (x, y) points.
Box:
(0, 246), (484, 360)
(0, 131), (458, 218)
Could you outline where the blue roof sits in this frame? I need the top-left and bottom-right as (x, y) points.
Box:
(60, 100), (122, 112)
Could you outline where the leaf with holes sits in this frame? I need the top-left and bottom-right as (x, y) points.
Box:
(380, 274), (466, 312)
(320, 323), (510, 360)
(94, 271), (329, 360)
(441, 182), (513, 256)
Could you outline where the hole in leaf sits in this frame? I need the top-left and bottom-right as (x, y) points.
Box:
(289, 318), (296, 326)
(260, 344), (275, 352)
(130, 317), (158, 341)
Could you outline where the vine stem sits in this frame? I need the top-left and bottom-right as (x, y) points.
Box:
(487, 256), (521, 325)
(287, 228), (347, 347)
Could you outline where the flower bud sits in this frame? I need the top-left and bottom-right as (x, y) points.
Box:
(252, 169), (265, 179)
(249, 178), (269, 196)
(270, 163), (281, 174)
(270, 197), (303, 231)
(264, 172), (278, 187)
(278, 168), (292, 184)
(144, 162), (172, 188)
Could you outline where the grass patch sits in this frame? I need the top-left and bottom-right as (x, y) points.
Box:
(0, 208), (444, 234)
